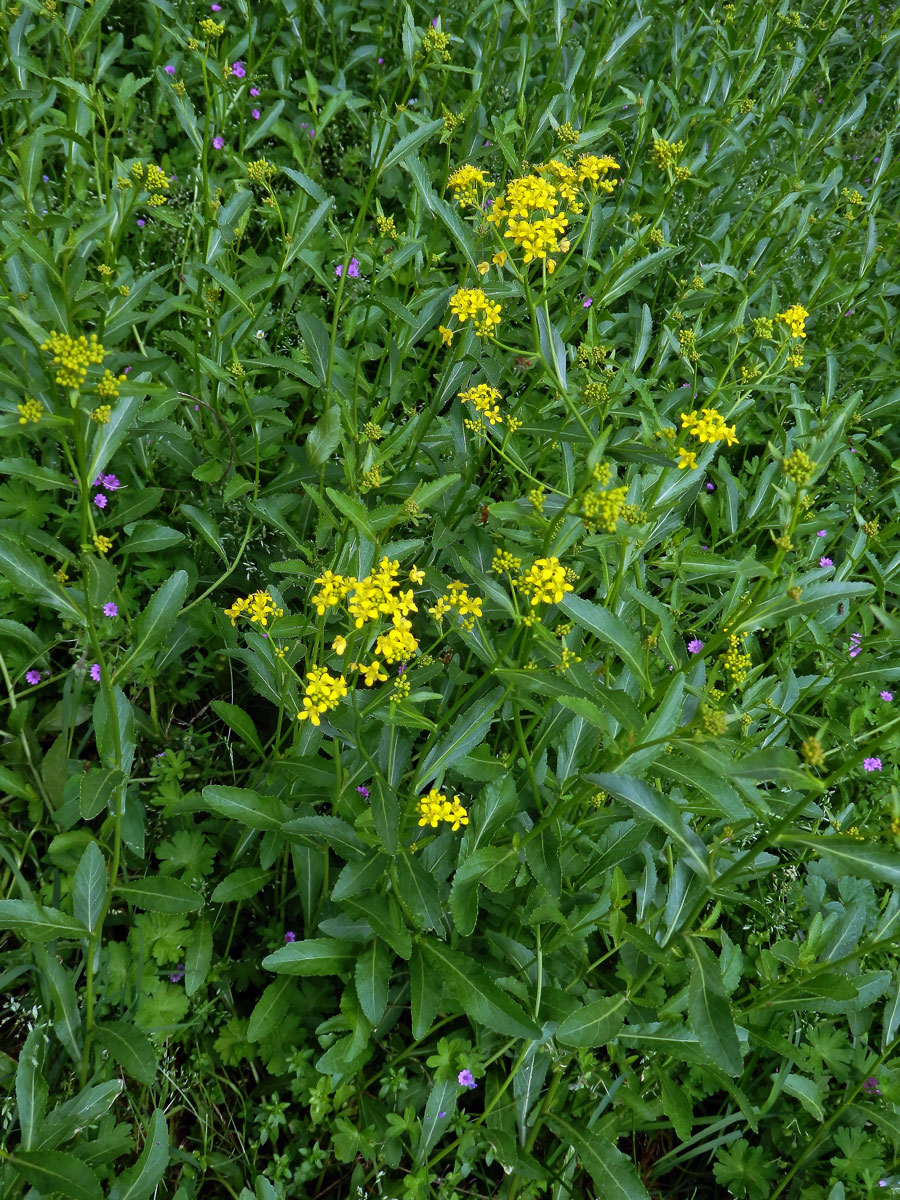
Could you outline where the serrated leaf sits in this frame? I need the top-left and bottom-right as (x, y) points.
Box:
(95, 1022), (158, 1086)
(248, 977), (293, 1042)
(0, 900), (87, 942)
(418, 936), (541, 1040)
(109, 1108), (169, 1200)
(200, 784), (284, 830)
(211, 867), (272, 902)
(409, 941), (442, 1039)
(11, 1151), (103, 1200)
(558, 594), (649, 686)
(545, 1114), (651, 1200)
(556, 994), (627, 1047)
(778, 835), (900, 886)
(413, 687), (505, 790)
(0, 535), (83, 622)
(378, 117), (443, 174)
(588, 772), (710, 878)
(184, 913), (212, 997)
(16, 1024), (48, 1151)
(355, 938), (391, 1024)
(686, 936), (742, 1075)
(325, 487), (378, 542)
(116, 876), (203, 913)
(210, 700), (263, 755)
(295, 311), (331, 386)
(129, 570), (189, 667)
(305, 405), (342, 467)
(262, 937), (356, 976)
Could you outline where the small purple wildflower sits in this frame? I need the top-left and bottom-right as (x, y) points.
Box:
(93, 493), (107, 509)
(232, 61), (246, 78)
(816, 530), (826, 537)
(103, 474), (120, 490)
(164, 65), (175, 75)
(881, 691), (893, 702)
(438, 1111), (446, 1117)
(819, 557), (833, 567)
(687, 639), (704, 654)
(90, 663), (101, 682)
(103, 602), (118, 617)
(347, 257), (360, 277)
(212, 136), (225, 150)
(137, 218), (146, 227)
(432, 16), (438, 26)
(863, 1075), (882, 1094)
(250, 86), (260, 97)
(378, 56), (384, 64)
(211, 2), (221, 7)
(583, 296), (593, 308)
(850, 632), (863, 659)
(284, 931), (296, 943)
(864, 757), (882, 773)
(42, 174), (50, 182)
(251, 108), (260, 120)
(170, 964), (185, 983)
(356, 785), (370, 798)
(706, 482), (715, 491)
(398, 663), (406, 676)
(457, 1069), (476, 1089)
(92, 476), (104, 486)
(25, 670), (41, 686)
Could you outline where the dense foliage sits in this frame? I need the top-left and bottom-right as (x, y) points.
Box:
(2, 0), (900, 1197)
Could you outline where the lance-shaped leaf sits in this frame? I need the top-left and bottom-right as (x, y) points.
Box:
(685, 936), (742, 1076)
(418, 936), (540, 1040)
(588, 772), (710, 878)
(262, 937), (356, 976)
(413, 687), (505, 791)
(545, 1114), (651, 1200)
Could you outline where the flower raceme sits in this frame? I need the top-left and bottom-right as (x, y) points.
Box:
(776, 304), (810, 339)
(417, 789), (469, 831)
(517, 557), (574, 607)
(297, 666), (348, 725)
(448, 288), (502, 338)
(224, 590), (284, 627)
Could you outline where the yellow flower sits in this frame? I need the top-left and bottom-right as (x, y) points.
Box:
(518, 557), (574, 607)
(776, 304), (809, 339)
(17, 398), (43, 424)
(93, 534), (114, 555)
(476, 261), (490, 275)
(296, 666), (348, 725)
(408, 567), (425, 584)
(90, 405), (112, 424)
(41, 330), (105, 389)
(492, 251), (507, 267)
(677, 447), (698, 470)
(356, 660), (388, 686)
(448, 288), (501, 338)
(447, 164), (490, 206)
(417, 788), (468, 831)
(332, 635), (347, 655)
(438, 325), (454, 345)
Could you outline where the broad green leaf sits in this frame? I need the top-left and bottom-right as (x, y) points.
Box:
(109, 1108), (169, 1200)
(394, 854), (443, 931)
(659, 1070), (693, 1141)
(413, 687), (505, 791)
(589, 772), (710, 878)
(16, 1024), (48, 1151)
(116, 875), (204, 913)
(325, 487), (378, 542)
(122, 522), (186, 556)
(778, 835), (900, 886)
(295, 311), (331, 385)
(370, 778), (399, 854)
(355, 938), (392, 1024)
(247, 977), (293, 1042)
(129, 570), (189, 666)
(0, 899), (87, 942)
(181, 505), (228, 562)
(782, 1073), (825, 1121)
(0, 535), (83, 622)
(558, 594), (649, 686)
(210, 700), (263, 755)
(535, 306), (567, 392)
(211, 867), (272, 902)
(418, 936), (541, 1040)
(201, 784), (285, 830)
(86, 395), (143, 485)
(73, 841), (106, 933)
(262, 937), (356, 976)
(686, 936), (742, 1076)
(305, 405), (342, 467)
(545, 1114), (651, 1200)
(556, 994), (628, 1047)
(409, 941), (442, 1039)
(35, 1080), (123, 1152)
(95, 1021), (158, 1087)
(281, 814), (364, 860)
(11, 1151), (103, 1200)
(378, 116), (443, 174)
(92, 686), (136, 775)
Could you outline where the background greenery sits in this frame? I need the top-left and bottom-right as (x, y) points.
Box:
(1, 0), (900, 1197)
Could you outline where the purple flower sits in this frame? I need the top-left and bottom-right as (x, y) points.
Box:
(137, 218), (146, 227)
(251, 108), (260, 120)
(42, 174), (50, 182)
(92, 476), (104, 486)
(850, 632), (863, 659)
(457, 1069), (476, 1089)
(232, 60), (246, 78)
(347, 257), (360, 277)
(864, 757), (882, 772)
(284, 930), (296, 943)
(25, 670), (41, 686)
(398, 663), (406, 676)
(432, 16), (438, 26)
(164, 65), (175, 75)
(103, 602), (118, 617)
(211, 2), (221, 8)
(378, 56), (384, 64)
(250, 86), (260, 97)
(819, 557), (833, 567)
(103, 474), (120, 490)
(583, 296), (593, 308)
(170, 964), (185, 983)
(356, 785), (370, 798)
(90, 663), (101, 681)
(706, 482), (715, 491)
(212, 136), (225, 150)
(880, 691), (893, 702)
(687, 639), (704, 654)
(863, 1075), (882, 1094)
(816, 530), (826, 537)
(94, 493), (107, 509)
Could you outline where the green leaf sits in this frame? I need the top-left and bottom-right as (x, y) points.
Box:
(325, 487), (378, 542)
(95, 1021), (158, 1087)
(418, 936), (541, 1040)
(686, 936), (742, 1076)
(558, 594), (649, 686)
(781, 1073), (825, 1121)
(116, 876), (204, 913)
(394, 854), (443, 931)
(262, 937), (356, 976)
(659, 1070), (693, 1141)
(556, 994), (628, 1047)
(413, 686), (505, 791)
(181, 505), (228, 562)
(129, 570), (189, 666)
(35, 1080), (123, 1152)
(777, 835), (900, 885)
(589, 772), (710, 878)
(211, 867), (272, 902)
(0, 535), (83, 622)
(210, 700), (263, 755)
(247, 977), (293, 1042)
(122, 522), (186, 556)
(80, 767), (124, 820)
(0, 900), (87, 942)
(355, 938), (392, 1024)
(11, 1151), (103, 1200)
(378, 116), (443, 175)
(295, 311), (331, 386)
(409, 941), (442, 1039)
(201, 784), (285, 830)
(281, 814), (364, 860)
(184, 913), (212, 997)
(87, 395), (143, 486)
(109, 1109), (169, 1200)
(535, 306), (567, 392)
(93, 686), (136, 775)
(545, 1114), (652, 1200)
(305, 404), (342, 467)
(370, 779), (399, 855)
(73, 841), (106, 933)
(16, 1024), (48, 1151)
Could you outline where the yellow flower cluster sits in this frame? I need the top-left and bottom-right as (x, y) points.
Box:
(651, 138), (685, 170)
(90, 405), (112, 424)
(448, 287), (502, 338)
(247, 158), (277, 184)
(506, 213), (569, 267)
(143, 163), (170, 191)
(517, 557), (574, 607)
(721, 633), (751, 686)
(41, 331), (106, 389)
(448, 164), (491, 207)
(224, 590), (284, 627)
(680, 407), (738, 447)
(297, 666), (348, 726)
(17, 398), (43, 424)
(427, 581), (483, 629)
(459, 382), (505, 429)
(97, 368), (127, 398)
(776, 304), (809, 338)
(491, 548), (522, 574)
(417, 788), (469, 831)
(572, 154), (620, 192)
(199, 16), (224, 36)
(583, 484), (629, 532)
(422, 26), (451, 60)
